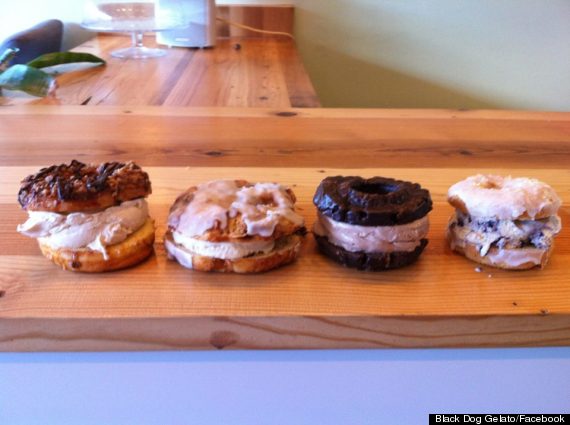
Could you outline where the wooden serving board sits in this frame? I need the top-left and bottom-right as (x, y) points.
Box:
(0, 107), (569, 351)
(1, 165), (569, 351)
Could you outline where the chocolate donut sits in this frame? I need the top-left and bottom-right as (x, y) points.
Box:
(313, 176), (432, 226)
(313, 176), (432, 271)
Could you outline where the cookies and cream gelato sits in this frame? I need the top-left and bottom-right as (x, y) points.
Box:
(447, 174), (562, 270)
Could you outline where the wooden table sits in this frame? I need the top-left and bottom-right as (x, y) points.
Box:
(0, 34), (319, 108)
(0, 106), (569, 351)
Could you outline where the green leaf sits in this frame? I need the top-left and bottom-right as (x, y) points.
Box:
(0, 64), (55, 97)
(27, 52), (105, 69)
(0, 48), (20, 71)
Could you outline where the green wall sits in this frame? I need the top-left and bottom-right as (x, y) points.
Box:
(294, 0), (570, 110)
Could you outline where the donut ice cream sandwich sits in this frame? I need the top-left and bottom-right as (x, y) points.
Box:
(17, 160), (155, 272)
(165, 180), (305, 273)
(447, 174), (562, 270)
(313, 176), (432, 270)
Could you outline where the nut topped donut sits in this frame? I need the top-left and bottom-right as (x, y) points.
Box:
(447, 174), (562, 270)
(165, 180), (306, 273)
(313, 176), (432, 270)
(18, 160), (151, 213)
(17, 160), (155, 272)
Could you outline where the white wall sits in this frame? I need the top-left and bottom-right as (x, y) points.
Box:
(2, 0), (569, 110)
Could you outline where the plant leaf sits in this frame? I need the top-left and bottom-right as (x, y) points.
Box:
(0, 64), (56, 97)
(0, 48), (20, 71)
(27, 52), (106, 69)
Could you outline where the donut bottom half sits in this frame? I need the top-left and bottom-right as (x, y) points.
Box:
(38, 218), (155, 272)
(446, 227), (552, 270)
(314, 234), (428, 271)
(164, 232), (303, 273)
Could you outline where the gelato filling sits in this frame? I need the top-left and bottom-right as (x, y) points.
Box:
(313, 212), (429, 253)
(165, 234), (297, 269)
(448, 210), (561, 257)
(17, 198), (149, 259)
(172, 231), (275, 260)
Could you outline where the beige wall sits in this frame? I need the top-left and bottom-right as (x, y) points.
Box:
(3, 0), (569, 110)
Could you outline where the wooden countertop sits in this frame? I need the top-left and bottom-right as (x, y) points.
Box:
(0, 34), (320, 108)
(0, 107), (569, 351)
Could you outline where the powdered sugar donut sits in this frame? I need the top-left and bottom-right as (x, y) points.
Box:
(448, 174), (561, 221)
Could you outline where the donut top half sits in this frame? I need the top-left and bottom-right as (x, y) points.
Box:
(448, 174), (561, 221)
(18, 160), (152, 213)
(313, 176), (433, 226)
(168, 180), (305, 242)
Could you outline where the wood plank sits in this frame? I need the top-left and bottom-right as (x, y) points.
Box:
(2, 316), (569, 351)
(0, 107), (567, 168)
(162, 39), (292, 108)
(1, 165), (569, 351)
(0, 108), (569, 351)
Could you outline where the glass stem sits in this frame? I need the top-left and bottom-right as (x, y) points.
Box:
(132, 31), (144, 48)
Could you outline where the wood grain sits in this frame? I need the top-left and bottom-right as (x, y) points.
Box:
(0, 107), (567, 168)
(1, 165), (569, 351)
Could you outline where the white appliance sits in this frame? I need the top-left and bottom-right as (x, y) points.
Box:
(157, 0), (216, 48)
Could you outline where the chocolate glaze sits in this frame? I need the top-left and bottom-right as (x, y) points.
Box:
(313, 176), (432, 226)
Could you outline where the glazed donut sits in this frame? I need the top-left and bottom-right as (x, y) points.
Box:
(447, 174), (562, 270)
(18, 160), (152, 213)
(165, 179), (305, 273)
(313, 176), (432, 226)
(448, 174), (561, 221)
(313, 176), (432, 271)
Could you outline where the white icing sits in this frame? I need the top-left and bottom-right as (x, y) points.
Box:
(17, 199), (149, 260)
(172, 231), (274, 260)
(172, 180), (304, 238)
(448, 174), (561, 220)
(313, 212), (429, 253)
(175, 180), (238, 237)
(229, 183), (304, 237)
